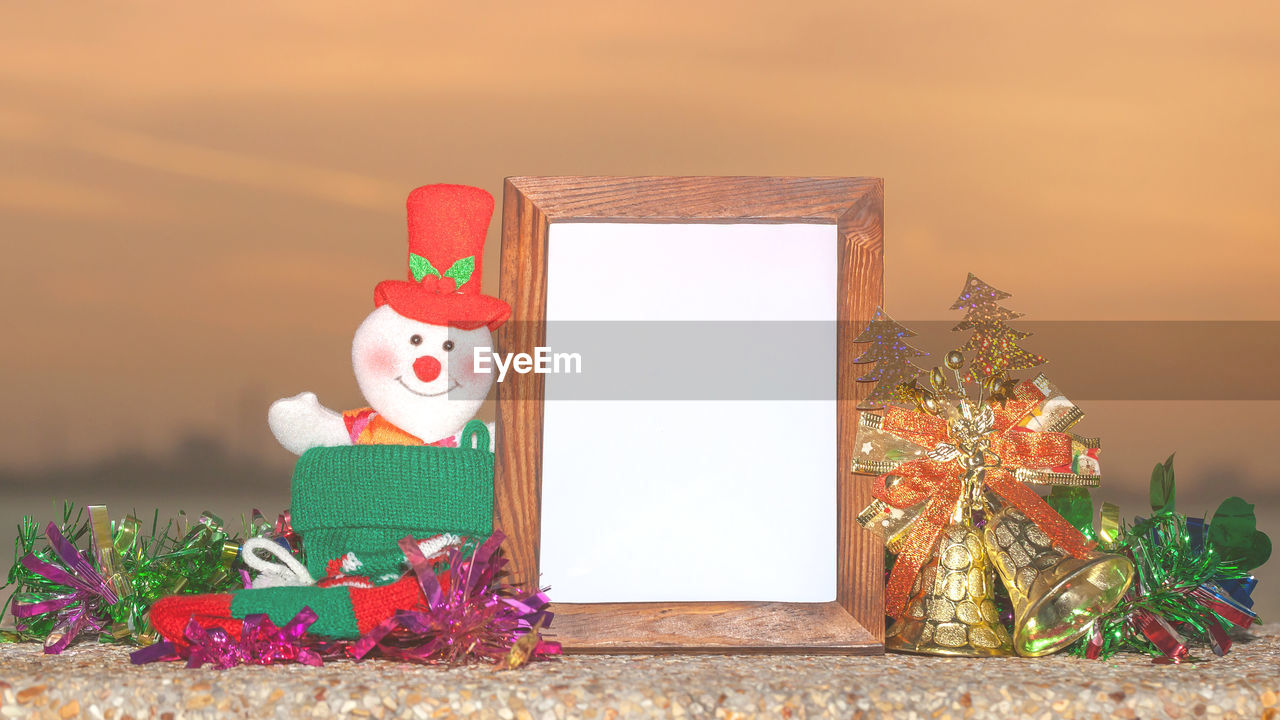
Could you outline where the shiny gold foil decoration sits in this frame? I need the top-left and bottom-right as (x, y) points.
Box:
(986, 377), (1021, 408)
(496, 618), (546, 670)
(983, 506), (1135, 657)
(849, 412), (930, 476)
(1098, 501), (1122, 549)
(928, 366), (947, 391)
(903, 379), (941, 415)
(89, 505), (129, 601)
(886, 522), (1013, 657)
(855, 496), (925, 553)
(1017, 373), (1086, 434)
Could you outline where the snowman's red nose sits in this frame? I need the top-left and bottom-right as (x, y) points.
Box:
(412, 355), (442, 383)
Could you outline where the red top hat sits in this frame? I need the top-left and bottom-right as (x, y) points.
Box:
(374, 184), (510, 330)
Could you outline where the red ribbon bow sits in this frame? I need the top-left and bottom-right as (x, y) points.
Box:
(874, 395), (1094, 618)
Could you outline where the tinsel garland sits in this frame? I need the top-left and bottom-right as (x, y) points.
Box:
(1061, 457), (1267, 662)
(2, 505), (259, 650)
(129, 531), (559, 669)
(4, 505), (559, 668)
(1067, 510), (1261, 661)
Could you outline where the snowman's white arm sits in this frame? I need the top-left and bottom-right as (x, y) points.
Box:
(267, 392), (352, 455)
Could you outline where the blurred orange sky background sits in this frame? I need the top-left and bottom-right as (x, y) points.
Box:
(2, 2), (1278, 611)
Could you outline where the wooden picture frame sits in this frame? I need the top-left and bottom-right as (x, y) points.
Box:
(494, 176), (884, 653)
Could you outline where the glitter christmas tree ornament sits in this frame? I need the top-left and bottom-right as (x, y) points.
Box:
(949, 273), (1046, 382)
(852, 307), (929, 410)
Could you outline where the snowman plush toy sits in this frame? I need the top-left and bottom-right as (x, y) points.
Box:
(151, 184), (509, 642)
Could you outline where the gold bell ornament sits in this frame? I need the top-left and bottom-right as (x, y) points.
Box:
(851, 280), (1129, 658)
(884, 451), (1014, 657)
(884, 521), (1013, 656)
(984, 506), (1134, 656)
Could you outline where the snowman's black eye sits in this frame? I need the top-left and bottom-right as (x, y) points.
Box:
(442, 340), (455, 352)
(409, 335), (423, 346)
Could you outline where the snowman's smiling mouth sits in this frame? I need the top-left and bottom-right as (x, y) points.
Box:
(395, 376), (459, 397)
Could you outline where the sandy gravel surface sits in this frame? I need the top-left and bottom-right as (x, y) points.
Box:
(2, 626), (1278, 719)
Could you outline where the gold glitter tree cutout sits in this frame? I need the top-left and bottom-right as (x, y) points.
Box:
(949, 273), (1045, 382)
(853, 307), (928, 410)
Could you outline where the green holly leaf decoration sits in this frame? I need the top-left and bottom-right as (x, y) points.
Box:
(1045, 486), (1095, 539)
(1149, 453), (1176, 514)
(1243, 533), (1274, 572)
(410, 253), (441, 282)
(443, 256), (475, 289)
(1208, 496), (1272, 571)
(1209, 497), (1255, 548)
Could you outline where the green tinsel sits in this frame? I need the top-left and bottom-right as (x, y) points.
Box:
(1062, 456), (1269, 661)
(1065, 512), (1246, 660)
(1, 503), (89, 642)
(2, 503), (294, 650)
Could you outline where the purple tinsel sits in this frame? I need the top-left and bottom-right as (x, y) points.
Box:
(131, 609), (334, 669)
(13, 523), (118, 654)
(131, 530), (559, 668)
(349, 531), (556, 664)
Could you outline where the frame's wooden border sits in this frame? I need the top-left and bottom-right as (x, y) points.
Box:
(494, 176), (884, 653)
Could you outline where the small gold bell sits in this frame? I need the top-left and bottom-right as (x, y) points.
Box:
(885, 522), (1013, 657)
(983, 507), (1135, 657)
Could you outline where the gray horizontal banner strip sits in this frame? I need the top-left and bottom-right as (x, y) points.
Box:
(475, 321), (1280, 401)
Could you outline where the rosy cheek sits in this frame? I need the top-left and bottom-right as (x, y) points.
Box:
(359, 345), (399, 378)
(450, 350), (485, 386)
